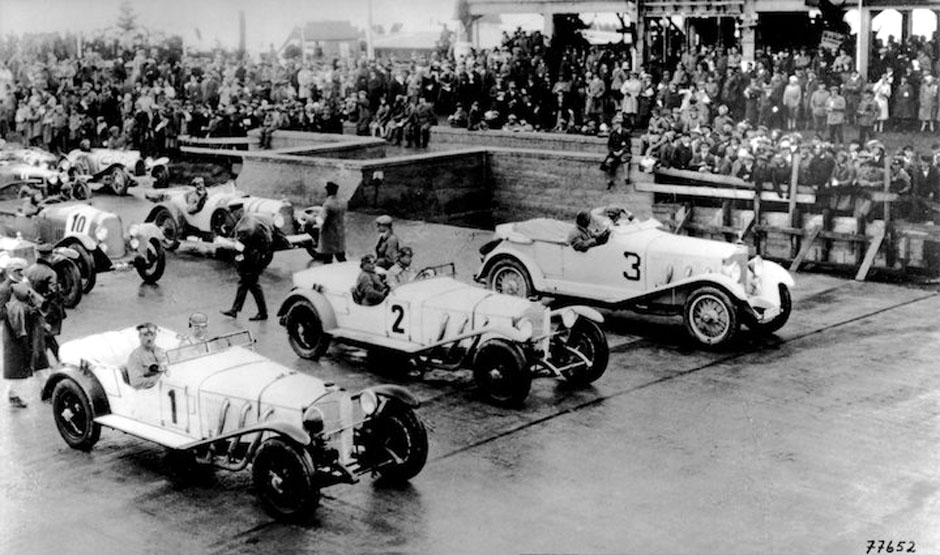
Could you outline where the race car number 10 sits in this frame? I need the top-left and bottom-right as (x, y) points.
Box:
(623, 252), (641, 281)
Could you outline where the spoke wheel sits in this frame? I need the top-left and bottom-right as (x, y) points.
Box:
(683, 286), (739, 348)
(51, 379), (100, 451)
(109, 167), (129, 196)
(152, 209), (180, 251)
(252, 438), (319, 522)
(285, 301), (330, 360)
(486, 259), (533, 298)
(472, 339), (531, 407)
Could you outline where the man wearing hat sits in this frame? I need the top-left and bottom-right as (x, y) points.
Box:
(178, 312), (210, 346)
(352, 255), (390, 306)
(826, 85), (845, 145)
(317, 181), (347, 264)
(386, 246), (416, 287)
(857, 89), (879, 144)
(126, 323), (167, 390)
(221, 199), (270, 321)
(374, 215), (400, 270)
(1, 258), (32, 408)
(26, 243), (63, 362)
(602, 115), (631, 189)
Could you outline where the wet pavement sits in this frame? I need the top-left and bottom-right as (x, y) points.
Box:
(1, 187), (939, 555)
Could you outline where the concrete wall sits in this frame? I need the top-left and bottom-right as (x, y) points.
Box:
(431, 127), (608, 154)
(352, 149), (491, 227)
(235, 154), (363, 207)
(487, 148), (652, 223)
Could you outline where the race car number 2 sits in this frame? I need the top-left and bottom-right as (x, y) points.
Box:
(390, 304), (406, 334)
(622, 251), (641, 281)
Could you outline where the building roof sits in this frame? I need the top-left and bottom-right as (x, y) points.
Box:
(279, 20), (360, 54)
(373, 31), (441, 51)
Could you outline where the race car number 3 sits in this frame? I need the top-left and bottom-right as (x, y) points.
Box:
(866, 540), (916, 553)
(622, 251), (640, 281)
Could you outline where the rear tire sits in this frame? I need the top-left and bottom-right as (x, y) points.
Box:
(485, 258), (533, 298)
(284, 301), (331, 360)
(252, 438), (319, 522)
(472, 339), (531, 407)
(51, 379), (101, 451)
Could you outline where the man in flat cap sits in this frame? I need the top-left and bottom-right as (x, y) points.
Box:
(316, 181), (347, 264)
(26, 243), (63, 362)
(178, 312), (210, 346)
(2, 258), (33, 407)
(126, 323), (166, 390)
(374, 215), (400, 270)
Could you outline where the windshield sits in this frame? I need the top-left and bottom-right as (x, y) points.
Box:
(166, 330), (254, 364)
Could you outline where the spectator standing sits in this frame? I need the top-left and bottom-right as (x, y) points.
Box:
(602, 115), (631, 189)
(316, 181), (347, 264)
(919, 75), (938, 133)
(810, 82), (830, 135)
(1, 259), (32, 408)
(873, 74), (892, 133)
(826, 85), (846, 144)
(220, 200), (270, 321)
(620, 72), (642, 128)
(783, 76), (802, 130)
(894, 75), (915, 131)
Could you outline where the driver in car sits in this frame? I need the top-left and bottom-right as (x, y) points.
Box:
(177, 312), (209, 346)
(126, 323), (167, 390)
(386, 246), (416, 286)
(591, 204), (634, 230)
(352, 255), (390, 306)
(185, 177), (209, 215)
(567, 210), (610, 252)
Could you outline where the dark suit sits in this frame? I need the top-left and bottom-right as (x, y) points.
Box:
(229, 213), (270, 317)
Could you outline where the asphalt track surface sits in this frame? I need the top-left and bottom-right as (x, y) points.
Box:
(1, 189), (939, 555)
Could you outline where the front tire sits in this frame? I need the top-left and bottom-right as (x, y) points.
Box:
(51, 379), (101, 451)
(472, 339), (531, 407)
(68, 242), (97, 294)
(555, 319), (609, 386)
(53, 258), (83, 308)
(136, 238), (166, 284)
(71, 180), (91, 200)
(152, 209), (180, 251)
(485, 258), (533, 298)
(748, 284), (792, 334)
(683, 286), (739, 348)
(252, 438), (319, 522)
(210, 209), (236, 238)
(109, 167), (130, 196)
(361, 399), (428, 483)
(285, 301), (331, 359)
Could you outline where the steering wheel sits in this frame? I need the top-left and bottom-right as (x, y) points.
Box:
(415, 268), (437, 280)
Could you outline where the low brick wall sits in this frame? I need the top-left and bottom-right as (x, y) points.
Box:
(352, 149), (491, 227)
(431, 127), (608, 154)
(487, 148), (651, 223)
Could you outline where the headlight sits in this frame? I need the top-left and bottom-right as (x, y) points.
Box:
(302, 406), (325, 435)
(561, 308), (578, 329)
(95, 226), (108, 242)
(514, 317), (534, 340)
(273, 214), (285, 228)
(359, 390), (378, 416)
(722, 260), (742, 283)
(129, 238), (140, 250)
(128, 224), (140, 237)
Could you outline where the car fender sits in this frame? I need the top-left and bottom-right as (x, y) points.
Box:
(550, 305), (605, 324)
(58, 233), (98, 253)
(145, 202), (184, 226)
(361, 384), (421, 408)
(756, 259), (795, 289)
(94, 163), (130, 181)
(476, 248), (546, 291)
(133, 221), (166, 243)
(277, 288), (338, 331)
(667, 273), (749, 302)
(256, 421), (310, 447)
(41, 365), (111, 417)
(146, 157), (170, 170)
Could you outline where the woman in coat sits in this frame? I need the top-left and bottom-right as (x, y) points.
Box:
(873, 74), (892, 133)
(894, 76), (915, 131)
(919, 75), (938, 132)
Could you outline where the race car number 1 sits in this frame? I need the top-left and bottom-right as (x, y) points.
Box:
(623, 252), (641, 281)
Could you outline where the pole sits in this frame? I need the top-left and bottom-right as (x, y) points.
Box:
(366, 0), (375, 60)
(856, 0), (869, 77)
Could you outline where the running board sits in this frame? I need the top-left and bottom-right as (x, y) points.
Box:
(95, 414), (194, 449)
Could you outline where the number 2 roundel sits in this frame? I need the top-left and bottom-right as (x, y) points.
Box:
(623, 251), (641, 281)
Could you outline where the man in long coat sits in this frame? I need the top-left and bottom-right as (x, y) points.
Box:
(316, 181), (347, 263)
(2, 259), (35, 408)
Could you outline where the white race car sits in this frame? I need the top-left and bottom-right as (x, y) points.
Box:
(277, 262), (609, 406)
(476, 213), (795, 348)
(43, 327), (428, 521)
(67, 148), (170, 194)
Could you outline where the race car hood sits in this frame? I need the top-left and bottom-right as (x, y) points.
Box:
(396, 277), (535, 321)
(644, 229), (744, 259)
(294, 261), (362, 292)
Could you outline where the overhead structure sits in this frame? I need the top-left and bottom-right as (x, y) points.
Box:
(460, 0), (940, 74)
